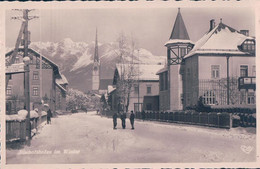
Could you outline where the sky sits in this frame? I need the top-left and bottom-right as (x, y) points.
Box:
(6, 7), (255, 56)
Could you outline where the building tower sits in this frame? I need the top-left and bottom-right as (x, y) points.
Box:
(165, 8), (194, 110)
(92, 29), (100, 91)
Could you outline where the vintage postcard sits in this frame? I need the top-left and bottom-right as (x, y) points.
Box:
(1, 1), (259, 169)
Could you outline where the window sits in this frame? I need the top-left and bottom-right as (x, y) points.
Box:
(134, 85), (139, 94)
(14, 57), (20, 63)
(202, 90), (216, 105)
(146, 103), (152, 110)
(6, 86), (12, 95)
(247, 92), (255, 104)
(211, 65), (220, 79)
(33, 87), (39, 96)
(147, 86), (151, 94)
(180, 47), (186, 57)
(252, 65), (256, 76)
(134, 103), (143, 112)
(242, 40), (255, 52)
(33, 71), (39, 80)
(240, 65), (248, 77)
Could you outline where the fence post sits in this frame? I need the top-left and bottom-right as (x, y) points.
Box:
(229, 113), (232, 129)
(217, 113), (220, 128)
(208, 113), (210, 126)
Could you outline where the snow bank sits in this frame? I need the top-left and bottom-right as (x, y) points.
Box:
(56, 110), (63, 115)
(6, 110), (28, 122)
(41, 111), (47, 116)
(18, 109), (28, 117)
(30, 110), (39, 118)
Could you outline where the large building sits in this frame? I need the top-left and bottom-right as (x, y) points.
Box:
(157, 8), (256, 111)
(6, 48), (68, 114)
(110, 64), (164, 112)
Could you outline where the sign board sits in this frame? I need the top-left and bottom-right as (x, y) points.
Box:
(6, 63), (25, 74)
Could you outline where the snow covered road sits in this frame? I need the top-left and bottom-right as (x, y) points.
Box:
(6, 111), (256, 163)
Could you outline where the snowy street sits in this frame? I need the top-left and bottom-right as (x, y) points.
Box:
(6, 111), (256, 164)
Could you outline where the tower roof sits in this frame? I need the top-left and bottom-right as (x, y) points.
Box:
(169, 8), (190, 40)
(94, 28), (99, 62)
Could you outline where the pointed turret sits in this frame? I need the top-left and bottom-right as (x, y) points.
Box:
(163, 8), (193, 111)
(169, 8), (190, 40)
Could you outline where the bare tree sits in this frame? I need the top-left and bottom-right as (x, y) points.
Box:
(114, 33), (138, 113)
(216, 76), (241, 105)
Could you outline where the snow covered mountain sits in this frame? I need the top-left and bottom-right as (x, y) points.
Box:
(28, 38), (165, 92)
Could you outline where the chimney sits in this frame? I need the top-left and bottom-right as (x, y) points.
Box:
(209, 19), (215, 31)
(240, 30), (249, 36)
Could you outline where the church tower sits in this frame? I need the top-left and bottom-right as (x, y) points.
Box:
(92, 29), (100, 91)
(165, 8), (194, 110)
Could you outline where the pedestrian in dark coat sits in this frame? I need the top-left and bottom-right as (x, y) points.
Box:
(130, 110), (135, 130)
(141, 110), (145, 121)
(121, 112), (126, 129)
(47, 108), (52, 124)
(113, 112), (117, 129)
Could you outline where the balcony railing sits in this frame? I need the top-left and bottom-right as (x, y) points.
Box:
(238, 76), (256, 90)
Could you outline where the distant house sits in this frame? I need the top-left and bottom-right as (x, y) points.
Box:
(99, 79), (113, 94)
(6, 48), (68, 114)
(157, 8), (255, 111)
(110, 64), (164, 112)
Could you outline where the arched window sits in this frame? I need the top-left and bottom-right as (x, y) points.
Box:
(242, 40), (255, 53)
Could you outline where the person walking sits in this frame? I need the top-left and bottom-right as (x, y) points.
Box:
(47, 108), (52, 124)
(113, 112), (117, 129)
(121, 112), (126, 129)
(130, 110), (135, 130)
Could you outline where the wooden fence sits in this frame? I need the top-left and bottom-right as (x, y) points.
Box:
(6, 115), (47, 142)
(136, 111), (232, 129)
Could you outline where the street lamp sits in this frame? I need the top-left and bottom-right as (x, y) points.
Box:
(23, 56), (31, 139)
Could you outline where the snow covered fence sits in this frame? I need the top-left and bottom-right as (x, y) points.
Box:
(136, 111), (232, 129)
(6, 110), (48, 142)
(6, 120), (26, 142)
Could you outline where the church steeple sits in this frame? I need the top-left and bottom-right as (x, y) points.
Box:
(92, 28), (100, 91)
(169, 8), (190, 40)
(94, 28), (99, 62)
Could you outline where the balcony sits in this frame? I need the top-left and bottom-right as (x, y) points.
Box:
(238, 76), (256, 90)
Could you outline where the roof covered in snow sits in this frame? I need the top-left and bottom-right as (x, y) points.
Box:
(115, 64), (164, 82)
(56, 74), (68, 85)
(184, 22), (255, 59)
(107, 85), (116, 94)
(156, 66), (168, 75)
(169, 8), (190, 40)
(165, 39), (194, 46)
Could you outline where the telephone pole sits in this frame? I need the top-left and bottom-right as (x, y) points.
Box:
(12, 9), (38, 140)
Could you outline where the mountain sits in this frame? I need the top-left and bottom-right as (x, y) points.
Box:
(27, 38), (166, 92)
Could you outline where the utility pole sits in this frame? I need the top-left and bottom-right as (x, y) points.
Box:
(137, 49), (140, 111)
(12, 9), (38, 140)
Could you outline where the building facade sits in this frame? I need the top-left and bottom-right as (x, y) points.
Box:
(110, 64), (164, 112)
(6, 48), (68, 114)
(157, 9), (256, 111)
